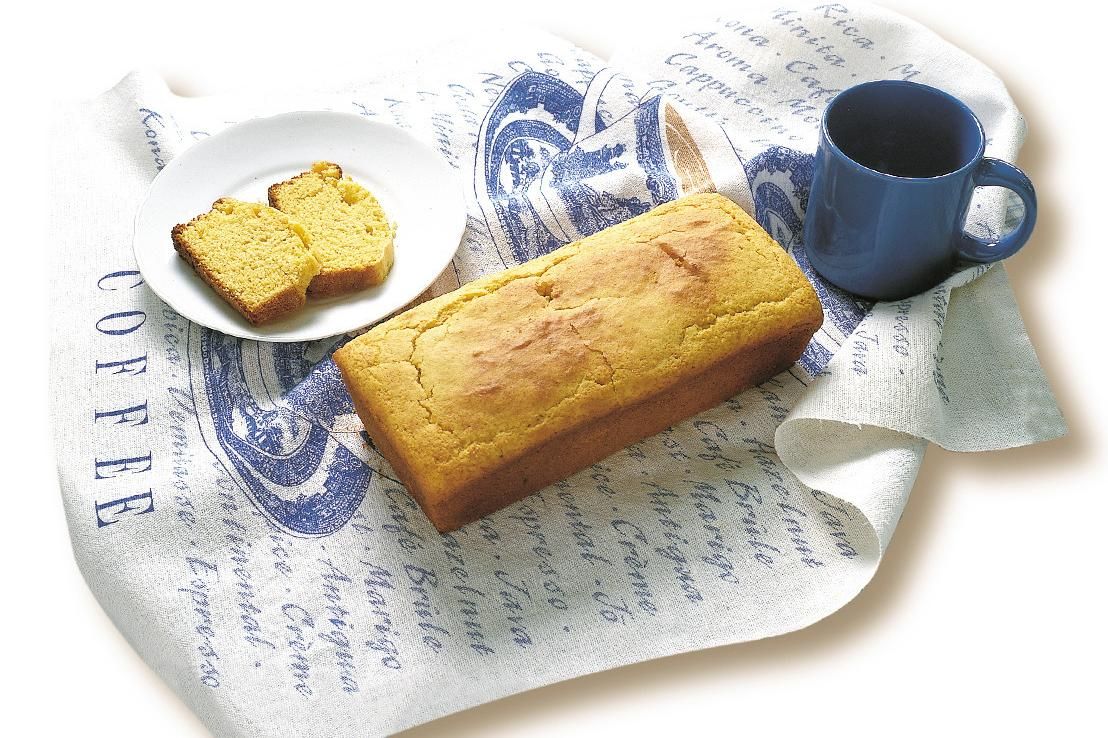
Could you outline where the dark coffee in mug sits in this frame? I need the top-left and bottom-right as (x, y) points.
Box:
(803, 80), (1036, 301)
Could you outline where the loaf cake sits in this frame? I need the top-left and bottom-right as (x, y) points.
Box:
(334, 192), (823, 532)
(171, 198), (320, 325)
(268, 161), (395, 297)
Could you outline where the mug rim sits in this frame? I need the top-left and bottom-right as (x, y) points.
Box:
(821, 79), (986, 182)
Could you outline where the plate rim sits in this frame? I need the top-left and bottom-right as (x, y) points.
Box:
(132, 109), (466, 343)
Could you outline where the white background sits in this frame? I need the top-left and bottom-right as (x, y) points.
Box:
(7, 1), (1106, 736)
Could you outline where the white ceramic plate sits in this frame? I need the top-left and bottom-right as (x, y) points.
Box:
(133, 111), (466, 342)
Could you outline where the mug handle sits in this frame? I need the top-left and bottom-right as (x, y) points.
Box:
(957, 157), (1037, 262)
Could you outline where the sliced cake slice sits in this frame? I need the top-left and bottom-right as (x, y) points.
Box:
(171, 198), (321, 325)
(268, 161), (396, 297)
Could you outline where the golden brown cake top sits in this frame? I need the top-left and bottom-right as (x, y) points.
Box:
(334, 192), (821, 496)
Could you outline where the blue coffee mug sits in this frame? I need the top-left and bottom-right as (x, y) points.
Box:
(803, 80), (1036, 301)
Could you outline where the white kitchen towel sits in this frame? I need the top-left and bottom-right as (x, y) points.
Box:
(49, 3), (1064, 736)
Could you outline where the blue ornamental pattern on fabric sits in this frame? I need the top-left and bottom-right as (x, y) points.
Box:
(195, 328), (371, 536)
(478, 72), (685, 264)
(745, 145), (870, 373)
(480, 72), (586, 263)
(746, 145), (813, 249)
(547, 143), (653, 239)
(282, 353), (357, 428)
(633, 97), (678, 206)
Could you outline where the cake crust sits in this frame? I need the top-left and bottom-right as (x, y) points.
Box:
(334, 192), (823, 532)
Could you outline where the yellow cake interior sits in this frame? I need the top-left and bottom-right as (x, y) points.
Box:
(174, 198), (319, 316)
(269, 162), (395, 294)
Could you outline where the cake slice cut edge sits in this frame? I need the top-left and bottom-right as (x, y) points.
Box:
(268, 161), (396, 298)
(171, 198), (321, 325)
